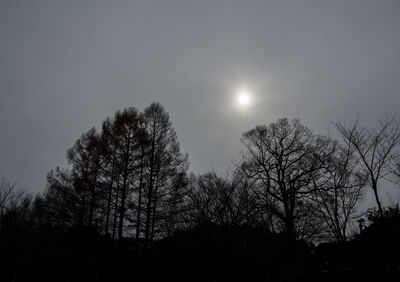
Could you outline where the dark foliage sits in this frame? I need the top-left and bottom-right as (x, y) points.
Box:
(2, 219), (400, 282)
(314, 205), (400, 282)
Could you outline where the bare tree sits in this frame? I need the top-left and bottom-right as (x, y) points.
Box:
(0, 177), (23, 214)
(43, 103), (188, 244)
(183, 171), (253, 227)
(183, 172), (218, 225)
(44, 168), (79, 229)
(0, 176), (26, 230)
(390, 158), (400, 184)
(335, 116), (400, 212)
(66, 127), (103, 228)
(240, 118), (328, 239)
(310, 138), (366, 242)
(142, 103), (188, 246)
(99, 117), (121, 236)
(112, 108), (144, 240)
(231, 169), (265, 228)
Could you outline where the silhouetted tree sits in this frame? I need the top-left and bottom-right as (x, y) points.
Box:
(184, 170), (263, 229)
(111, 107), (145, 240)
(184, 172), (233, 225)
(66, 128), (102, 227)
(44, 167), (78, 229)
(311, 138), (366, 242)
(142, 103), (188, 246)
(230, 169), (265, 227)
(240, 118), (328, 240)
(42, 103), (188, 245)
(389, 157), (400, 186)
(160, 171), (188, 237)
(0, 177), (22, 218)
(335, 116), (400, 212)
(98, 117), (121, 236)
(0, 176), (30, 232)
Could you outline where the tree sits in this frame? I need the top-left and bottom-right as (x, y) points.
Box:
(99, 117), (121, 236)
(184, 172), (233, 226)
(111, 107), (145, 240)
(44, 167), (78, 229)
(311, 138), (366, 242)
(0, 176), (28, 232)
(390, 158), (400, 184)
(41, 103), (188, 245)
(142, 103), (188, 246)
(230, 169), (265, 227)
(184, 170), (263, 228)
(335, 116), (400, 212)
(161, 170), (188, 236)
(67, 127), (103, 228)
(240, 118), (328, 239)
(0, 176), (23, 218)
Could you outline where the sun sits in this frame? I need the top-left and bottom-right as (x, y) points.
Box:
(236, 89), (252, 108)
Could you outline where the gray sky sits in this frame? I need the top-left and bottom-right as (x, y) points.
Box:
(1, 0), (400, 205)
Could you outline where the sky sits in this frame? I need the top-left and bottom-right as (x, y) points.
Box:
(1, 0), (400, 205)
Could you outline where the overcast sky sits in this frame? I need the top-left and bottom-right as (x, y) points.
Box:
(1, 0), (400, 204)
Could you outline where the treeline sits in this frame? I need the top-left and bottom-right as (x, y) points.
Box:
(1, 104), (400, 245)
(2, 103), (400, 281)
(37, 103), (188, 247)
(186, 116), (400, 242)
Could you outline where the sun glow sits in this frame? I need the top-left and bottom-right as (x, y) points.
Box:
(236, 89), (252, 108)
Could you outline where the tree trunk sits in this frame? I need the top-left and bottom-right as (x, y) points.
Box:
(372, 179), (383, 213)
(104, 150), (117, 235)
(118, 133), (131, 241)
(112, 178), (120, 240)
(150, 173), (160, 245)
(135, 156), (144, 241)
(145, 121), (156, 248)
(88, 164), (98, 228)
